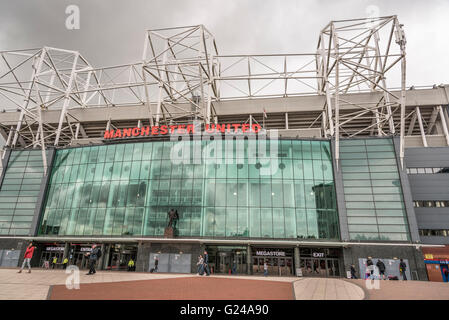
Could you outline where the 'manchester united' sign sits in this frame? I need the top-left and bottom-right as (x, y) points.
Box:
(104, 123), (262, 139)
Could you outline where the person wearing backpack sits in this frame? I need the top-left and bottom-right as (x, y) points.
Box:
(376, 259), (387, 280)
(443, 267), (449, 282)
(85, 244), (101, 275)
(399, 259), (407, 280)
(366, 257), (374, 279)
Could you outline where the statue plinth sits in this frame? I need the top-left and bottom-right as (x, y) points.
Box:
(164, 227), (174, 238)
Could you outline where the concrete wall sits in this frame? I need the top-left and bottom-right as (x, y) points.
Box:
(136, 242), (202, 273)
(405, 147), (449, 244)
(0, 238), (29, 268)
(343, 245), (428, 281)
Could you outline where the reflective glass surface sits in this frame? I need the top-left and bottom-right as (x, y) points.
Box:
(0, 150), (46, 235)
(38, 139), (339, 239)
(340, 138), (410, 241)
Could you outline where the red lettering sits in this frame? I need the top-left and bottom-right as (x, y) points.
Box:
(178, 125), (186, 134)
(169, 125), (178, 133)
(114, 129), (122, 138)
(215, 124), (225, 133)
(252, 124), (261, 133)
(141, 126), (150, 136)
(104, 130), (115, 139)
(123, 128), (132, 137)
(242, 124), (250, 132)
(205, 124), (214, 133)
(187, 124), (195, 134)
(227, 124), (231, 133)
(160, 125), (168, 135)
(132, 127), (140, 136)
(151, 126), (159, 135)
(232, 124), (241, 132)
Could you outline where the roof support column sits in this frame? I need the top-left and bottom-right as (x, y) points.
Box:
(332, 28), (340, 170)
(54, 53), (79, 146)
(416, 107), (428, 147)
(438, 105), (449, 146)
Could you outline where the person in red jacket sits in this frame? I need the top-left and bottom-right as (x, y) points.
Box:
(18, 242), (35, 273)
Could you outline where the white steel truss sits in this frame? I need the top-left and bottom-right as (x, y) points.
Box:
(1, 16), (447, 171)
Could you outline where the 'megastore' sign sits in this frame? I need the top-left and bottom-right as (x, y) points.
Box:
(104, 123), (262, 140)
(255, 250), (286, 257)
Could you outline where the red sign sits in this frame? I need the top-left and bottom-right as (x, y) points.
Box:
(104, 123), (262, 139)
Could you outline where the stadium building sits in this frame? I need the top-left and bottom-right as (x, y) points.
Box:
(0, 16), (448, 280)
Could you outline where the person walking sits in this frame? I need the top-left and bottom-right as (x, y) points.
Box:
(263, 261), (268, 277)
(232, 261), (237, 275)
(350, 264), (357, 279)
(85, 244), (101, 275)
(197, 255), (204, 275)
(399, 259), (407, 281)
(127, 258), (135, 272)
(376, 259), (387, 280)
(18, 242), (35, 273)
(62, 257), (68, 269)
(154, 257), (159, 272)
(366, 257), (374, 279)
(52, 256), (58, 269)
(443, 267), (449, 282)
(203, 250), (210, 276)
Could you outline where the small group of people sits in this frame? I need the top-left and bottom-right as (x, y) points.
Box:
(17, 242), (101, 275)
(196, 250), (211, 276)
(350, 257), (408, 280)
(17, 242), (69, 273)
(47, 256), (69, 269)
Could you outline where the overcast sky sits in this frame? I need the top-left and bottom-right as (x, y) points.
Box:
(1, 0), (448, 86)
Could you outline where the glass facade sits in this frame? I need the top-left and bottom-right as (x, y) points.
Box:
(38, 139), (339, 240)
(0, 150), (46, 235)
(340, 138), (410, 241)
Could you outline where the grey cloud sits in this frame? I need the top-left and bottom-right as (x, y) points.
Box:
(0, 0), (448, 85)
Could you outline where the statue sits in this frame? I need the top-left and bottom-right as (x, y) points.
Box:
(167, 208), (179, 229)
(164, 209), (179, 238)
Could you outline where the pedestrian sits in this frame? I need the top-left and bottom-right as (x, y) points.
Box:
(197, 255), (204, 275)
(350, 264), (357, 279)
(85, 244), (101, 275)
(18, 242), (35, 273)
(203, 250), (210, 276)
(128, 258), (135, 272)
(263, 260), (268, 276)
(443, 268), (449, 282)
(366, 257), (374, 279)
(62, 257), (68, 269)
(399, 259), (407, 281)
(154, 256), (159, 272)
(376, 259), (387, 280)
(52, 256), (58, 269)
(232, 261), (237, 275)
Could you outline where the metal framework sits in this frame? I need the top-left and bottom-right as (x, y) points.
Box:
(1, 15), (448, 171)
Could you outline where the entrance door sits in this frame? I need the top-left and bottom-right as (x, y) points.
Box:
(217, 253), (231, 274)
(300, 258), (340, 277)
(278, 258), (293, 276)
(327, 259), (340, 277)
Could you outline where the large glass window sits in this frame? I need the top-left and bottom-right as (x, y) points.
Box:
(0, 150), (47, 235)
(340, 138), (410, 241)
(37, 139), (339, 240)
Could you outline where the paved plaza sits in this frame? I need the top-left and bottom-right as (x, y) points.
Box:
(1, 268), (449, 300)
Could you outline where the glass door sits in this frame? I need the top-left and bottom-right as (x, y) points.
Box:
(286, 258), (293, 276)
(319, 259), (326, 276)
